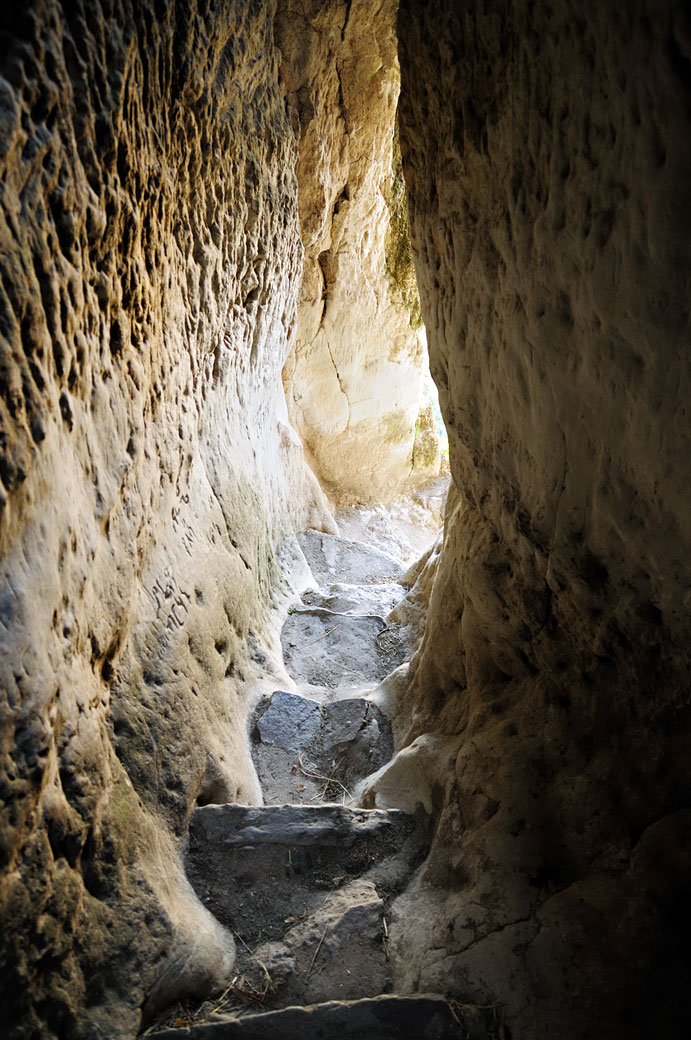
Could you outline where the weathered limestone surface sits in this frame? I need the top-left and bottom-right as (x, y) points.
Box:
(277, 0), (434, 504)
(391, 2), (691, 1038)
(0, 3), (334, 1037)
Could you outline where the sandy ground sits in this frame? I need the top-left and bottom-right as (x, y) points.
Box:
(334, 475), (449, 563)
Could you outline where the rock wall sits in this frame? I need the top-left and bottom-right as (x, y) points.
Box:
(0, 3), (333, 1036)
(277, 0), (435, 504)
(392, 2), (691, 1037)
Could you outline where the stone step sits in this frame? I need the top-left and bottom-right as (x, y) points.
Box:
(251, 689), (393, 804)
(184, 804), (430, 1011)
(301, 579), (406, 617)
(145, 994), (466, 1039)
(298, 529), (405, 587)
(185, 804), (427, 947)
(281, 606), (408, 690)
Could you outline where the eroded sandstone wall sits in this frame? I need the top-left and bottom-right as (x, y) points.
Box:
(393, 2), (691, 1037)
(277, 0), (435, 504)
(0, 3), (332, 1036)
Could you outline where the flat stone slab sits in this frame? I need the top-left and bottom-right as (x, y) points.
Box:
(192, 803), (404, 847)
(252, 690), (393, 804)
(185, 804), (426, 949)
(298, 529), (405, 587)
(302, 579), (406, 617)
(281, 609), (407, 688)
(255, 689), (322, 753)
(145, 994), (466, 1039)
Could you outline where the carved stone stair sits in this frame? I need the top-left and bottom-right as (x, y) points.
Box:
(182, 803), (429, 1012)
(143, 530), (474, 1038)
(145, 993), (466, 1039)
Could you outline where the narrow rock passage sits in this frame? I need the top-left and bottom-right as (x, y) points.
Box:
(145, 520), (471, 1039)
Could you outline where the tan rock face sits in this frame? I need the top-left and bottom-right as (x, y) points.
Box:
(277, 0), (434, 504)
(0, 3), (333, 1035)
(395, 1), (691, 1036)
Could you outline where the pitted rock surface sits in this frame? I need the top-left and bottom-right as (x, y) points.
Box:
(0, 3), (335, 1034)
(393, 2), (691, 1036)
(2, 1), (687, 1037)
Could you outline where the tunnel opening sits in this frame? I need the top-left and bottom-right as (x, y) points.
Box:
(278, 1), (449, 514)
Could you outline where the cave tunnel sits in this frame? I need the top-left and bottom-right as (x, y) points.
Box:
(1, 2), (690, 1039)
